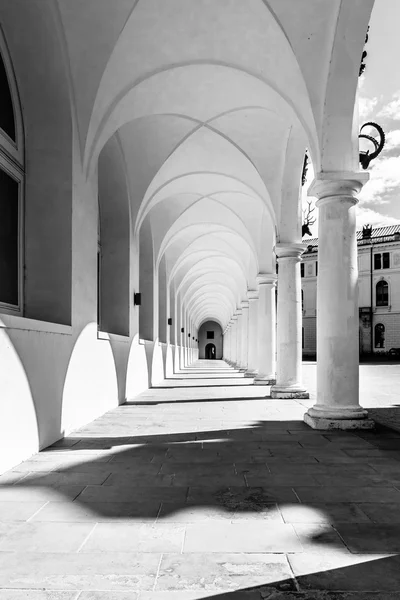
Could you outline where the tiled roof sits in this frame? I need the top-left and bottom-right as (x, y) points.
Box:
(303, 224), (400, 250)
(356, 224), (400, 239)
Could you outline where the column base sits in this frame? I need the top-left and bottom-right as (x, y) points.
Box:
(304, 412), (375, 430)
(271, 385), (309, 399)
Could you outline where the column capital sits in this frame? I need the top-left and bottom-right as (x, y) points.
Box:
(256, 273), (277, 286)
(247, 289), (259, 301)
(241, 300), (249, 310)
(275, 243), (306, 260)
(309, 171), (369, 206)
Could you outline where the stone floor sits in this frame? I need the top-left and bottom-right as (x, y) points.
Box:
(2, 360), (400, 599)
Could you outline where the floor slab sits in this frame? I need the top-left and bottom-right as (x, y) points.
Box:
(2, 360), (400, 597)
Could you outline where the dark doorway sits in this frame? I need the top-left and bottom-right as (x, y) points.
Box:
(205, 343), (216, 359)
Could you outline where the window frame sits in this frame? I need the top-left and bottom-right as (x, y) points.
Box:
(383, 252), (390, 269)
(0, 27), (24, 167)
(374, 253), (382, 270)
(0, 155), (24, 314)
(376, 280), (389, 307)
(0, 27), (25, 317)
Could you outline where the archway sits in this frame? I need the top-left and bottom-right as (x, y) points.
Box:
(205, 343), (216, 360)
(198, 320), (223, 359)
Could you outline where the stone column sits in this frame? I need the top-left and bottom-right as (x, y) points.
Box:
(224, 325), (230, 362)
(230, 316), (238, 366)
(304, 172), (374, 429)
(240, 301), (249, 370)
(255, 275), (277, 385)
(246, 290), (259, 375)
(271, 246), (308, 398)
(235, 309), (243, 369)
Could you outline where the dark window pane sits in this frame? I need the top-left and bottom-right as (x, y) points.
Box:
(0, 53), (15, 141)
(207, 331), (214, 339)
(315, 261), (318, 276)
(383, 252), (390, 269)
(0, 167), (19, 305)
(301, 263), (304, 277)
(376, 281), (388, 307)
(374, 254), (381, 270)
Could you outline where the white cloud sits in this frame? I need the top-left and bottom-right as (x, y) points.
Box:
(359, 96), (378, 120)
(384, 129), (400, 151)
(377, 90), (400, 120)
(358, 155), (400, 205)
(356, 206), (400, 228)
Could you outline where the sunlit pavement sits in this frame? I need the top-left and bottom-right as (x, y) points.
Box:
(1, 360), (400, 599)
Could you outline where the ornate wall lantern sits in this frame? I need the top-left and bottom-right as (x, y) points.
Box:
(359, 122), (385, 170)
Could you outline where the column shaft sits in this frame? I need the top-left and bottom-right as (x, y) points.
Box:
(255, 276), (277, 384)
(240, 302), (249, 369)
(304, 173), (373, 429)
(271, 245), (308, 398)
(246, 292), (259, 374)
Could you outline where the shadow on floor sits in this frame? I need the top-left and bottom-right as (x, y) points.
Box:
(4, 413), (400, 594)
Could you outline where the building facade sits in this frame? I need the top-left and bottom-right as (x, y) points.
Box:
(302, 225), (400, 357)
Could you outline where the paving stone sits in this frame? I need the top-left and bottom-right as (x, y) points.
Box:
(29, 501), (160, 522)
(334, 523), (400, 553)
(244, 473), (320, 487)
(187, 486), (298, 505)
(293, 486), (400, 503)
(0, 522), (95, 552)
(288, 553), (400, 591)
(278, 503), (372, 524)
(102, 474), (174, 487)
(0, 592), (79, 599)
(80, 522), (185, 552)
(77, 485), (187, 503)
(356, 502), (400, 523)
(0, 486), (85, 503)
(158, 503), (234, 522)
(292, 523), (350, 554)
(0, 551), (161, 590)
(77, 593), (139, 600)
(19, 471), (110, 486)
(160, 463), (236, 475)
(0, 501), (47, 521)
(183, 522), (303, 553)
(155, 553), (295, 591)
(311, 473), (389, 487)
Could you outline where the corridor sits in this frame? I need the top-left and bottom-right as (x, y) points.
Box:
(1, 361), (400, 598)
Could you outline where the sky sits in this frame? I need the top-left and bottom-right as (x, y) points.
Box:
(303, 0), (400, 237)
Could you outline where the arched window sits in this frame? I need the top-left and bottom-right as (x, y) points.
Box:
(375, 323), (385, 348)
(0, 29), (24, 314)
(376, 280), (389, 307)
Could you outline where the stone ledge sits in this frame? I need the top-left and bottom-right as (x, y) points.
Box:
(304, 412), (375, 430)
(254, 378), (276, 386)
(271, 390), (309, 399)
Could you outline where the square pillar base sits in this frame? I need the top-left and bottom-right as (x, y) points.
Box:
(304, 412), (375, 430)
